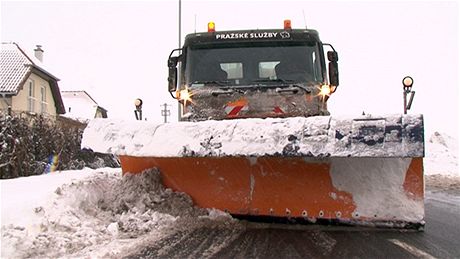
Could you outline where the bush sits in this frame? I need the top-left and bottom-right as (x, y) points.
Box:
(0, 112), (119, 179)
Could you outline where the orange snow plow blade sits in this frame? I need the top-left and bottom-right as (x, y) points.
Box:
(119, 156), (424, 226)
(82, 114), (425, 228)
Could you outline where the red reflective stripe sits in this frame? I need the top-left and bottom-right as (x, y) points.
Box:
(228, 106), (244, 116)
(273, 106), (284, 114)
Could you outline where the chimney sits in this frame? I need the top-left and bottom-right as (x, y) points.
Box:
(34, 45), (44, 62)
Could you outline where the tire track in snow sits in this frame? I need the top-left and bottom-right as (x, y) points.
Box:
(126, 223), (243, 259)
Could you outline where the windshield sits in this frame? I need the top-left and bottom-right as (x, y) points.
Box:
(185, 43), (324, 87)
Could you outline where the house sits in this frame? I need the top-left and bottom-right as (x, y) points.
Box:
(61, 90), (107, 123)
(0, 42), (65, 118)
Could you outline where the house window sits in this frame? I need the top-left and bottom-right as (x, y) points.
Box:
(27, 80), (36, 113)
(40, 85), (47, 113)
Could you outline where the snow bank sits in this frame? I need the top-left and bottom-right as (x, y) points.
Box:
(426, 174), (460, 196)
(82, 114), (424, 158)
(1, 168), (112, 228)
(1, 168), (233, 258)
(424, 131), (459, 176)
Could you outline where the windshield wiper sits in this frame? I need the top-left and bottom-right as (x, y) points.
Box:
(192, 80), (230, 86)
(210, 86), (247, 96)
(253, 79), (311, 93)
(211, 88), (235, 96)
(253, 78), (294, 84)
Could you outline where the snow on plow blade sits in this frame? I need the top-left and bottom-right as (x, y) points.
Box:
(82, 114), (425, 228)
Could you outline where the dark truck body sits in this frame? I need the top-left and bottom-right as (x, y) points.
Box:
(169, 29), (338, 121)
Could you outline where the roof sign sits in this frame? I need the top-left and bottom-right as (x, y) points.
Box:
(215, 31), (291, 40)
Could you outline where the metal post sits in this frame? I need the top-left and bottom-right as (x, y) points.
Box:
(407, 91), (415, 110)
(403, 90), (408, 114)
(179, 0), (182, 49)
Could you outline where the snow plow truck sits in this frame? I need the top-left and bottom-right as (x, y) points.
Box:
(82, 20), (425, 229)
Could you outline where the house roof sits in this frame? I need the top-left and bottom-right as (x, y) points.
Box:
(61, 90), (108, 121)
(0, 43), (31, 93)
(0, 42), (65, 114)
(62, 90), (98, 105)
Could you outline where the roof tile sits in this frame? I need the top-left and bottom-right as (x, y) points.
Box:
(0, 43), (33, 93)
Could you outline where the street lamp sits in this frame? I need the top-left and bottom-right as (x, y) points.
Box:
(134, 98), (143, 120)
(402, 76), (415, 114)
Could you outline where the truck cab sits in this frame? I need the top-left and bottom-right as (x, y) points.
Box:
(168, 21), (339, 121)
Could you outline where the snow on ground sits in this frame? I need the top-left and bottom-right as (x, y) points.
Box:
(425, 131), (460, 195)
(1, 168), (236, 258)
(425, 131), (458, 176)
(1, 131), (458, 258)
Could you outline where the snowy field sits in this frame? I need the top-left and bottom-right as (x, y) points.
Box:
(1, 131), (458, 258)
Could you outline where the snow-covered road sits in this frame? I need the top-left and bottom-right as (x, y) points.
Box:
(128, 190), (460, 259)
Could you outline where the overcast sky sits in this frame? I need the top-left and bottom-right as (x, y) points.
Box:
(1, 0), (458, 137)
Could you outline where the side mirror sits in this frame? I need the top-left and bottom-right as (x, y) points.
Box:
(168, 56), (178, 67)
(327, 51), (339, 87)
(327, 51), (338, 62)
(167, 56), (179, 92)
(168, 66), (177, 92)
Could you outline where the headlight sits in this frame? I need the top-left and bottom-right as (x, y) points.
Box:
(319, 84), (331, 96)
(176, 88), (193, 106)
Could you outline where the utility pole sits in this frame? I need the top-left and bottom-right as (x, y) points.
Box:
(179, 0), (182, 49)
(177, 0), (182, 122)
(161, 103), (171, 123)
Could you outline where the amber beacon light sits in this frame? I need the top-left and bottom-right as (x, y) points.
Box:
(284, 19), (292, 30)
(208, 22), (216, 32)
